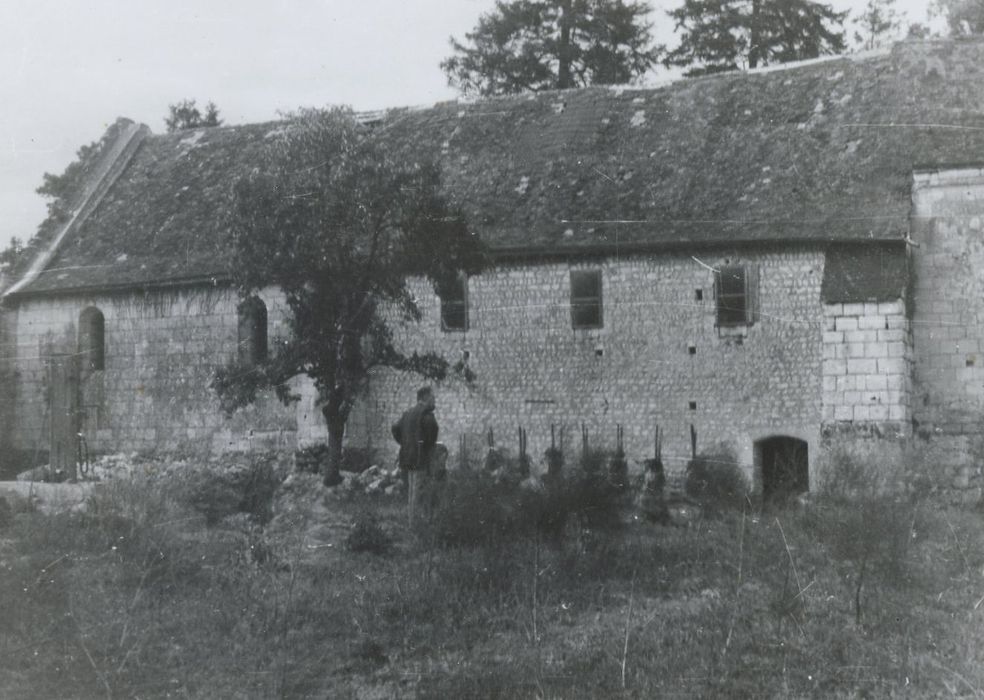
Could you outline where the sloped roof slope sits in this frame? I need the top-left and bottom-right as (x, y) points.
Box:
(14, 39), (984, 296)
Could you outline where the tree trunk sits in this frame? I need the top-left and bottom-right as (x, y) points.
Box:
(558, 0), (574, 88)
(322, 405), (346, 487)
(749, 0), (761, 69)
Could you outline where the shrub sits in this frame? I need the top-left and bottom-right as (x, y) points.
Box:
(184, 455), (281, 526)
(428, 470), (532, 547)
(0, 496), (11, 529)
(685, 447), (748, 511)
(345, 512), (393, 554)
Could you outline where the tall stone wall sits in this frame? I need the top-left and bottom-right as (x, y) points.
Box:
(909, 167), (984, 496)
(7, 286), (297, 458)
(343, 247), (826, 488)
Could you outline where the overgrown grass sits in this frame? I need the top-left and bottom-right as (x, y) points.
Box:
(1, 453), (983, 698)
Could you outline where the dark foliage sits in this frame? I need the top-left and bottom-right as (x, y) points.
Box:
(345, 512), (393, 554)
(685, 449), (748, 510)
(212, 108), (489, 486)
(936, 0), (984, 35)
(442, 0), (662, 96)
(185, 457), (280, 526)
(666, 0), (847, 76)
(165, 99), (223, 132)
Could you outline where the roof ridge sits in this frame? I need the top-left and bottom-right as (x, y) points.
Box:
(3, 121), (150, 299)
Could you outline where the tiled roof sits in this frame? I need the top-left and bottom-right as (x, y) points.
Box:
(14, 39), (984, 296)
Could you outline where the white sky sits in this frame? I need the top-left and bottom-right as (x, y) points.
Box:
(0, 0), (940, 252)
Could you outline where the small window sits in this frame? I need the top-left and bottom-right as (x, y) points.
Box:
(571, 270), (603, 329)
(440, 274), (468, 331)
(715, 265), (759, 327)
(238, 297), (268, 365)
(78, 307), (105, 371)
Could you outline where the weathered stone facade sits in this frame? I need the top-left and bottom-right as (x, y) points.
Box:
(907, 167), (984, 497)
(7, 246), (828, 490)
(341, 246), (826, 489)
(6, 286), (297, 458)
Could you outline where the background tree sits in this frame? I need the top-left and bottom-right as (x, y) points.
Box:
(441, 0), (662, 96)
(213, 108), (488, 486)
(665, 0), (847, 76)
(933, 0), (984, 34)
(853, 0), (905, 50)
(165, 99), (222, 132)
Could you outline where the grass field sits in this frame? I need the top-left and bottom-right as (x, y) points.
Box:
(1, 461), (983, 699)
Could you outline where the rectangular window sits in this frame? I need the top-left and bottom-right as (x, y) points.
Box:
(440, 274), (468, 331)
(571, 270), (603, 329)
(715, 265), (759, 327)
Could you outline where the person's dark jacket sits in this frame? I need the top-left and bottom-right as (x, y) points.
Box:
(391, 402), (439, 471)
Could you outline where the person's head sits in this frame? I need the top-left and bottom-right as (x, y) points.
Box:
(416, 385), (435, 409)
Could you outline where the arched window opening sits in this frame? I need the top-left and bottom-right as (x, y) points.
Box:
(755, 436), (809, 506)
(78, 307), (105, 371)
(238, 297), (268, 365)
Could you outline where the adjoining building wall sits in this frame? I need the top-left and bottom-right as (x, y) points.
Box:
(6, 286), (297, 459)
(909, 167), (984, 499)
(342, 247), (826, 489)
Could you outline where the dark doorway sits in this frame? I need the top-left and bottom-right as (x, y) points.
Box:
(757, 436), (809, 505)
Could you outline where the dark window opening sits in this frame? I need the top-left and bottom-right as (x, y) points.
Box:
(571, 270), (603, 329)
(757, 436), (809, 506)
(238, 297), (268, 365)
(440, 274), (468, 331)
(695, 289), (703, 301)
(688, 401), (697, 411)
(688, 345), (697, 355)
(78, 307), (105, 371)
(715, 265), (759, 327)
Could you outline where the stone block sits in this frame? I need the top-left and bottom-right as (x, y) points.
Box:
(823, 359), (848, 376)
(835, 317), (859, 332)
(877, 329), (907, 343)
(858, 315), (887, 330)
(834, 405), (853, 421)
(822, 331), (844, 344)
(823, 303), (844, 316)
(865, 375), (888, 391)
(847, 358), (877, 375)
(845, 330), (879, 343)
(877, 300), (904, 315)
(842, 303), (866, 316)
(868, 405), (889, 421)
(877, 358), (906, 375)
(888, 405), (907, 421)
(864, 341), (888, 358)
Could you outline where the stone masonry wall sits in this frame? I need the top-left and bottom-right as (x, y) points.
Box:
(338, 247), (826, 489)
(908, 167), (984, 496)
(7, 286), (297, 458)
(822, 299), (912, 432)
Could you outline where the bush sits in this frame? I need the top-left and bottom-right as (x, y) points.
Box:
(345, 512), (393, 554)
(184, 455), (281, 526)
(685, 448), (748, 511)
(428, 470), (532, 547)
(0, 496), (11, 529)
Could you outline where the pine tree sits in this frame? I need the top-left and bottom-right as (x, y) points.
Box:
(665, 0), (847, 76)
(442, 0), (662, 96)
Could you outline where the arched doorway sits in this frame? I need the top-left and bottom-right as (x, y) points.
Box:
(756, 436), (809, 505)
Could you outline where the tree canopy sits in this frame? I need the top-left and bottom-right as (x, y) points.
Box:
(665, 0), (848, 76)
(934, 0), (984, 34)
(853, 0), (905, 50)
(441, 0), (662, 96)
(165, 99), (222, 132)
(213, 108), (489, 485)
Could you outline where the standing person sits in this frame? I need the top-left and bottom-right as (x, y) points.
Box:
(391, 386), (439, 525)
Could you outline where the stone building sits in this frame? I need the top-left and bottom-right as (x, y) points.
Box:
(3, 39), (984, 498)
